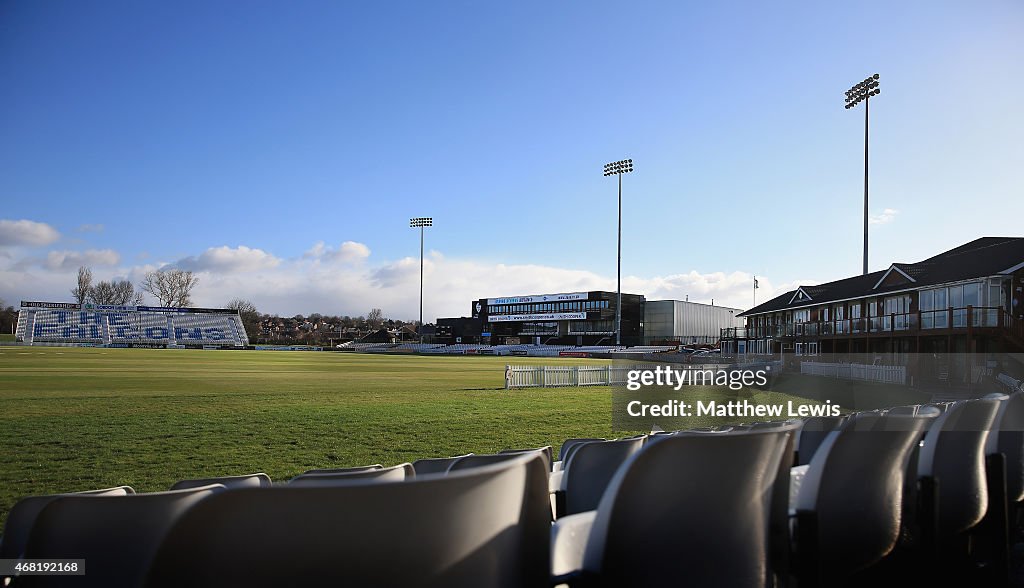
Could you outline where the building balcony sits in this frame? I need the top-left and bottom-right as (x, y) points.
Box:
(722, 306), (1023, 342)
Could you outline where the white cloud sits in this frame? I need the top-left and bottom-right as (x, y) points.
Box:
(181, 257), (796, 320)
(44, 249), (120, 271)
(0, 219), (60, 246)
(303, 241), (371, 263)
(370, 256), (424, 288)
(77, 223), (105, 233)
(0, 240), (812, 320)
(869, 208), (899, 225)
(176, 245), (281, 273)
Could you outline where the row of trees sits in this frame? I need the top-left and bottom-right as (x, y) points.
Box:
(230, 301), (416, 345)
(71, 266), (198, 307)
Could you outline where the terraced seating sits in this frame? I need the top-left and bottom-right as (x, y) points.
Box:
(15, 304), (249, 347)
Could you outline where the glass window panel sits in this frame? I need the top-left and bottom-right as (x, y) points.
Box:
(950, 285), (963, 307)
(920, 290), (933, 311)
(964, 283), (980, 307)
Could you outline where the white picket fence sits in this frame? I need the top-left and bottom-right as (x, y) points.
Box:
(800, 361), (906, 385)
(504, 365), (632, 389)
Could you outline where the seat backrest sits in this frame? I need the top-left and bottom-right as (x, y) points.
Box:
(145, 454), (550, 587)
(750, 421), (791, 429)
(795, 410), (939, 577)
(0, 486), (134, 560)
(170, 473), (271, 491)
(583, 427), (795, 587)
(499, 446), (553, 471)
(885, 405), (921, 416)
(558, 438), (605, 461)
(796, 416), (846, 466)
(302, 464), (383, 475)
(918, 396), (1004, 536)
(19, 485), (222, 587)
(448, 451), (540, 473)
(563, 437), (645, 515)
(289, 463), (414, 486)
(412, 454), (473, 476)
(988, 392), (1024, 502)
(562, 440), (600, 466)
(925, 401), (955, 413)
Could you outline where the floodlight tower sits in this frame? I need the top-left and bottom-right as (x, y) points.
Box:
(603, 158), (633, 346)
(410, 217), (433, 342)
(845, 73), (880, 276)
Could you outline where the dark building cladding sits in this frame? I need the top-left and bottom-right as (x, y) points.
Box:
(436, 291), (645, 346)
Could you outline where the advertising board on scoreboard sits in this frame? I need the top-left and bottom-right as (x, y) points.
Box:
(487, 312), (586, 323)
(486, 292), (589, 305)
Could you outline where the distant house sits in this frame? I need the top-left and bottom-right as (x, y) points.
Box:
(722, 237), (1024, 381)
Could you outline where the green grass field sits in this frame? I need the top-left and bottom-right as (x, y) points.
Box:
(0, 346), (827, 528)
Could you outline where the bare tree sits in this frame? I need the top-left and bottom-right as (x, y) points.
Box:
(226, 298), (260, 338)
(226, 298), (257, 316)
(367, 308), (384, 329)
(141, 269), (199, 307)
(89, 280), (142, 305)
(71, 266), (93, 304)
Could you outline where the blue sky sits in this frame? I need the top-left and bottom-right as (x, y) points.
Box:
(1, 0), (1021, 319)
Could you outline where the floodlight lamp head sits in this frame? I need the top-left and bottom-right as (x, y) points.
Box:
(604, 158), (634, 175)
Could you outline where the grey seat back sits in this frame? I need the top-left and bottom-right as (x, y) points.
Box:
(302, 464), (383, 474)
(563, 437), (645, 515)
(19, 485), (222, 587)
(412, 454), (473, 476)
(885, 405), (921, 416)
(583, 426), (795, 587)
(562, 440), (599, 466)
(144, 454), (550, 587)
(988, 392), (1024, 502)
(289, 463), (414, 486)
(796, 416), (846, 465)
(499, 446), (553, 471)
(795, 409), (939, 577)
(918, 396), (1004, 536)
(170, 472), (271, 490)
(559, 438), (605, 461)
(448, 451), (542, 473)
(0, 486), (134, 561)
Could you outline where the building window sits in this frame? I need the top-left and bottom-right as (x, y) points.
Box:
(920, 288), (950, 329)
(882, 295), (911, 330)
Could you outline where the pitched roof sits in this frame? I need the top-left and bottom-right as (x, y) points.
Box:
(739, 237), (1024, 317)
